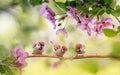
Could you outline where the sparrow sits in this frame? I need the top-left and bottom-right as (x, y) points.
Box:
(32, 41), (45, 55)
(51, 41), (67, 57)
(75, 43), (85, 56)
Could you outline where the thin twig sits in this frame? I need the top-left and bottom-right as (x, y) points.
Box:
(28, 54), (111, 60)
(115, 17), (120, 24)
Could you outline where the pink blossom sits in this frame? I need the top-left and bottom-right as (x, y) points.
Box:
(77, 16), (96, 36)
(39, 4), (47, 16)
(56, 29), (68, 37)
(87, 27), (94, 36)
(94, 18), (114, 37)
(66, 6), (79, 23)
(39, 4), (56, 29)
(101, 18), (114, 29)
(94, 22), (103, 37)
(77, 16), (87, 30)
(11, 48), (28, 70)
(85, 17), (96, 26)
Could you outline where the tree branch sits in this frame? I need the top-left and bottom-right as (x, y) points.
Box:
(28, 54), (111, 60)
(115, 17), (120, 24)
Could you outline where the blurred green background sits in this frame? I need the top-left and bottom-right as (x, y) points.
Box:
(0, 0), (120, 75)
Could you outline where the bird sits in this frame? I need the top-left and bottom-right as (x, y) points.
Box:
(50, 41), (67, 57)
(32, 41), (45, 55)
(75, 43), (85, 56)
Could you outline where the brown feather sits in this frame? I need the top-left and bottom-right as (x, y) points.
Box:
(76, 43), (82, 49)
(62, 45), (67, 51)
(54, 44), (60, 51)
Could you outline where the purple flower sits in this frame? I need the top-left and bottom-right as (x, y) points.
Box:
(67, 6), (79, 23)
(11, 48), (28, 70)
(56, 29), (68, 37)
(77, 16), (87, 30)
(86, 27), (94, 36)
(77, 16), (96, 36)
(85, 17), (96, 26)
(101, 18), (114, 29)
(94, 22), (103, 37)
(39, 4), (56, 29)
(94, 18), (114, 37)
(39, 4), (48, 16)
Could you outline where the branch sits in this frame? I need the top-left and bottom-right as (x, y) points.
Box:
(28, 54), (111, 60)
(115, 17), (120, 24)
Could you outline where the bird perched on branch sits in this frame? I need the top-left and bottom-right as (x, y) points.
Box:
(75, 43), (85, 56)
(50, 41), (67, 57)
(32, 41), (45, 55)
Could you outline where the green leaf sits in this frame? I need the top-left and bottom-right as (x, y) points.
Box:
(98, 8), (105, 15)
(111, 9), (120, 17)
(43, 0), (49, 3)
(106, 9), (112, 14)
(83, 0), (94, 3)
(55, 0), (66, 3)
(90, 7), (104, 17)
(103, 28), (118, 37)
(83, 8), (89, 14)
(76, 5), (89, 14)
(9, 66), (20, 75)
(76, 5), (84, 11)
(116, 5), (120, 9)
(30, 0), (42, 6)
(54, 1), (67, 11)
(0, 65), (16, 75)
(65, 1), (76, 7)
(0, 45), (10, 62)
(2, 56), (15, 65)
(117, 26), (120, 32)
(103, 0), (113, 6)
(110, 0), (116, 9)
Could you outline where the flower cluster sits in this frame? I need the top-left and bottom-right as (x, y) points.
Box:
(39, 5), (114, 37)
(39, 4), (69, 37)
(39, 4), (56, 29)
(11, 48), (28, 70)
(94, 18), (114, 37)
(67, 6), (114, 37)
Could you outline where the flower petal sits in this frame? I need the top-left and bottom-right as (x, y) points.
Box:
(47, 8), (55, 16)
(102, 18), (112, 23)
(87, 28), (94, 36)
(77, 24), (86, 30)
(56, 29), (68, 37)
(96, 32), (102, 37)
(62, 30), (68, 37)
(56, 29), (62, 35)
(16, 48), (24, 56)
(66, 6), (78, 21)
(39, 4), (48, 16)
(18, 52), (28, 64)
(15, 60), (27, 70)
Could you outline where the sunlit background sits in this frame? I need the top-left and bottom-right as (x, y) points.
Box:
(0, 0), (120, 75)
